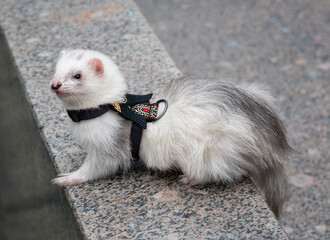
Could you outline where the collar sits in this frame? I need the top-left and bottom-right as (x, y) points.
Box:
(67, 93), (163, 129)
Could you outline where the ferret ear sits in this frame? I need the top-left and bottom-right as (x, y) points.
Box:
(88, 58), (104, 76)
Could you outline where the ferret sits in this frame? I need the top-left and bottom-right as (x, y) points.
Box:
(50, 49), (292, 218)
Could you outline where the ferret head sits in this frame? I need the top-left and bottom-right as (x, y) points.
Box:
(50, 49), (127, 110)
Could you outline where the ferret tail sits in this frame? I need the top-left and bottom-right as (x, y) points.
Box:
(251, 162), (289, 218)
(240, 82), (292, 218)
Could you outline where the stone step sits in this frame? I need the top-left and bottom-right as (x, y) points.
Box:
(0, 0), (288, 239)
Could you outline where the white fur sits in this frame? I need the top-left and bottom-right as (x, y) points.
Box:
(140, 84), (265, 184)
(51, 50), (131, 185)
(50, 50), (290, 217)
(51, 49), (127, 110)
(53, 111), (131, 186)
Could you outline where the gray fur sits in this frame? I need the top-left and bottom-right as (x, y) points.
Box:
(156, 76), (291, 217)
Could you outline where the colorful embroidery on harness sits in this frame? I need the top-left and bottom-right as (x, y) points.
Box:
(128, 104), (158, 119)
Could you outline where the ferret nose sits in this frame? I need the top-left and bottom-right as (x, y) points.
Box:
(51, 82), (62, 90)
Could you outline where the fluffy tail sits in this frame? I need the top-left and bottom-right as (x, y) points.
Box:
(251, 163), (289, 218)
(240, 83), (292, 218)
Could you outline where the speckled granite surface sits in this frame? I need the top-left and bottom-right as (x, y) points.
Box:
(0, 0), (288, 239)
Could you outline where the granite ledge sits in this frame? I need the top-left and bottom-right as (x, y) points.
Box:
(0, 0), (288, 239)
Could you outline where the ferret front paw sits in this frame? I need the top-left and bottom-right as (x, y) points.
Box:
(52, 172), (85, 186)
(178, 175), (197, 186)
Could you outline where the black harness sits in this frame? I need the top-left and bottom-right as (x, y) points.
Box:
(66, 94), (168, 161)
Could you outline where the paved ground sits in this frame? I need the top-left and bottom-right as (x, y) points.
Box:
(136, 1), (329, 239)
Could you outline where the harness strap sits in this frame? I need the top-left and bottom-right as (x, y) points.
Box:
(66, 93), (168, 162)
(67, 93), (154, 129)
(67, 105), (113, 123)
(130, 122), (144, 161)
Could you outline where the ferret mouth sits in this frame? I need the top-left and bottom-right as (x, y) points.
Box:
(55, 91), (73, 99)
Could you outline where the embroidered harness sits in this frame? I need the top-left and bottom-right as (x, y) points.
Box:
(66, 94), (168, 161)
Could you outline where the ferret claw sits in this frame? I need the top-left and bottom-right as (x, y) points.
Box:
(58, 173), (71, 177)
(179, 175), (197, 186)
(52, 172), (84, 186)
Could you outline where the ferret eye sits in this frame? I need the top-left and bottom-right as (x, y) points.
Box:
(74, 74), (81, 79)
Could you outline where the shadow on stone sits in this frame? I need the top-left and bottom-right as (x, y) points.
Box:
(0, 28), (83, 240)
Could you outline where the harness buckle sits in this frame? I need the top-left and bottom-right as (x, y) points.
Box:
(154, 99), (168, 121)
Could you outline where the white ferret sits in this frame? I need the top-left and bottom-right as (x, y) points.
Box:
(50, 49), (291, 217)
